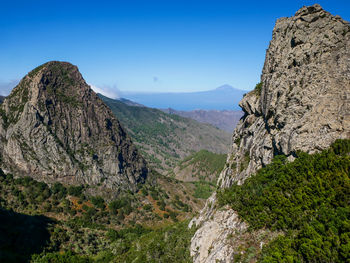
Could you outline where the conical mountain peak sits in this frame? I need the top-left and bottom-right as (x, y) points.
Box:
(0, 61), (148, 196)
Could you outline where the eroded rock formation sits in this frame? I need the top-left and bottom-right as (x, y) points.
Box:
(0, 61), (148, 195)
(190, 4), (350, 262)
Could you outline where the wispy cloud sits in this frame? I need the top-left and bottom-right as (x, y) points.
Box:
(89, 84), (120, 99)
(0, 79), (20, 96)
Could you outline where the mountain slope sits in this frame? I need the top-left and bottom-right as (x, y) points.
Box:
(162, 108), (243, 132)
(171, 150), (226, 183)
(0, 61), (148, 195)
(100, 94), (231, 172)
(0, 168), (204, 263)
(122, 84), (246, 110)
(217, 139), (350, 262)
(0, 96), (5, 104)
(190, 4), (350, 263)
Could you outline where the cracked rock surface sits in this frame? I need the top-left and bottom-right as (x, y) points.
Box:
(190, 4), (350, 262)
(0, 61), (148, 196)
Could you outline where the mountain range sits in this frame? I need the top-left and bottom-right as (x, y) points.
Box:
(0, 4), (349, 263)
(121, 84), (247, 111)
(162, 108), (243, 132)
(99, 94), (231, 172)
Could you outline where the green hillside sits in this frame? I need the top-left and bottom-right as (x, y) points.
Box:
(0, 169), (202, 263)
(218, 139), (350, 262)
(173, 150), (226, 182)
(99, 95), (231, 172)
(170, 150), (227, 199)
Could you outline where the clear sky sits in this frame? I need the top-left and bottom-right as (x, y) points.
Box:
(0, 0), (349, 96)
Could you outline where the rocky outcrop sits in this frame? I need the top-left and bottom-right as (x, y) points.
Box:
(0, 61), (148, 195)
(190, 4), (350, 262)
(190, 207), (247, 263)
(220, 3), (350, 187)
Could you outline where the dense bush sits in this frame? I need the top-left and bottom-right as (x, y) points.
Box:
(31, 251), (92, 263)
(192, 181), (216, 199)
(114, 220), (195, 263)
(67, 185), (84, 197)
(218, 139), (350, 262)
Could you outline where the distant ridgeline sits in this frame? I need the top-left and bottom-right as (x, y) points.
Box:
(121, 85), (247, 111)
(100, 94), (231, 172)
(161, 108), (243, 133)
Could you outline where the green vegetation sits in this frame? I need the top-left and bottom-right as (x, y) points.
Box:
(0, 168), (203, 262)
(1, 80), (30, 128)
(240, 151), (250, 172)
(234, 137), (241, 147)
(99, 94), (230, 172)
(28, 64), (46, 78)
(32, 251), (92, 263)
(218, 139), (350, 262)
(171, 150), (226, 199)
(31, 221), (195, 263)
(254, 82), (263, 96)
(112, 220), (195, 262)
(192, 181), (216, 199)
(179, 150), (226, 181)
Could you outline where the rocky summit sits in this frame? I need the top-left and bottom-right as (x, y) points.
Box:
(220, 3), (350, 187)
(190, 4), (350, 263)
(0, 61), (148, 195)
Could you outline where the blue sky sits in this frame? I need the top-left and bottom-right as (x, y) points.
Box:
(0, 0), (349, 96)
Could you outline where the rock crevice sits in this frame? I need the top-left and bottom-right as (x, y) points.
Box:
(0, 61), (148, 196)
(190, 4), (350, 262)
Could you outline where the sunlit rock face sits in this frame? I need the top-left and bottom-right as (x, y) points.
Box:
(0, 61), (148, 196)
(190, 4), (350, 263)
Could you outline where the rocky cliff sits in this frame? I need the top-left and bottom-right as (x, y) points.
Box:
(190, 4), (350, 262)
(0, 61), (148, 195)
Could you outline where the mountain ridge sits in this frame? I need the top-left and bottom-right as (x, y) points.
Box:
(121, 84), (247, 111)
(99, 94), (231, 172)
(162, 108), (243, 132)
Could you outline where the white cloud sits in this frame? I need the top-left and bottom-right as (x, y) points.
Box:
(89, 84), (120, 99)
(0, 79), (20, 96)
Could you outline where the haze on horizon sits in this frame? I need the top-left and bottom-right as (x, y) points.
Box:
(1, 0), (349, 97)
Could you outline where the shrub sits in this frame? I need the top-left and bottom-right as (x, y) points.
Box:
(218, 139), (350, 262)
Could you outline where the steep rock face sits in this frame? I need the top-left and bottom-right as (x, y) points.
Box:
(220, 3), (350, 187)
(190, 4), (350, 262)
(0, 61), (148, 194)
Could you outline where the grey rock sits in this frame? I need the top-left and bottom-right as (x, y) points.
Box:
(190, 4), (350, 262)
(220, 3), (350, 187)
(0, 61), (148, 196)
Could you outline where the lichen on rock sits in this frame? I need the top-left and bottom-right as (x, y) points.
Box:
(190, 4), (350, 262)
(0, 61), (148, 197)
